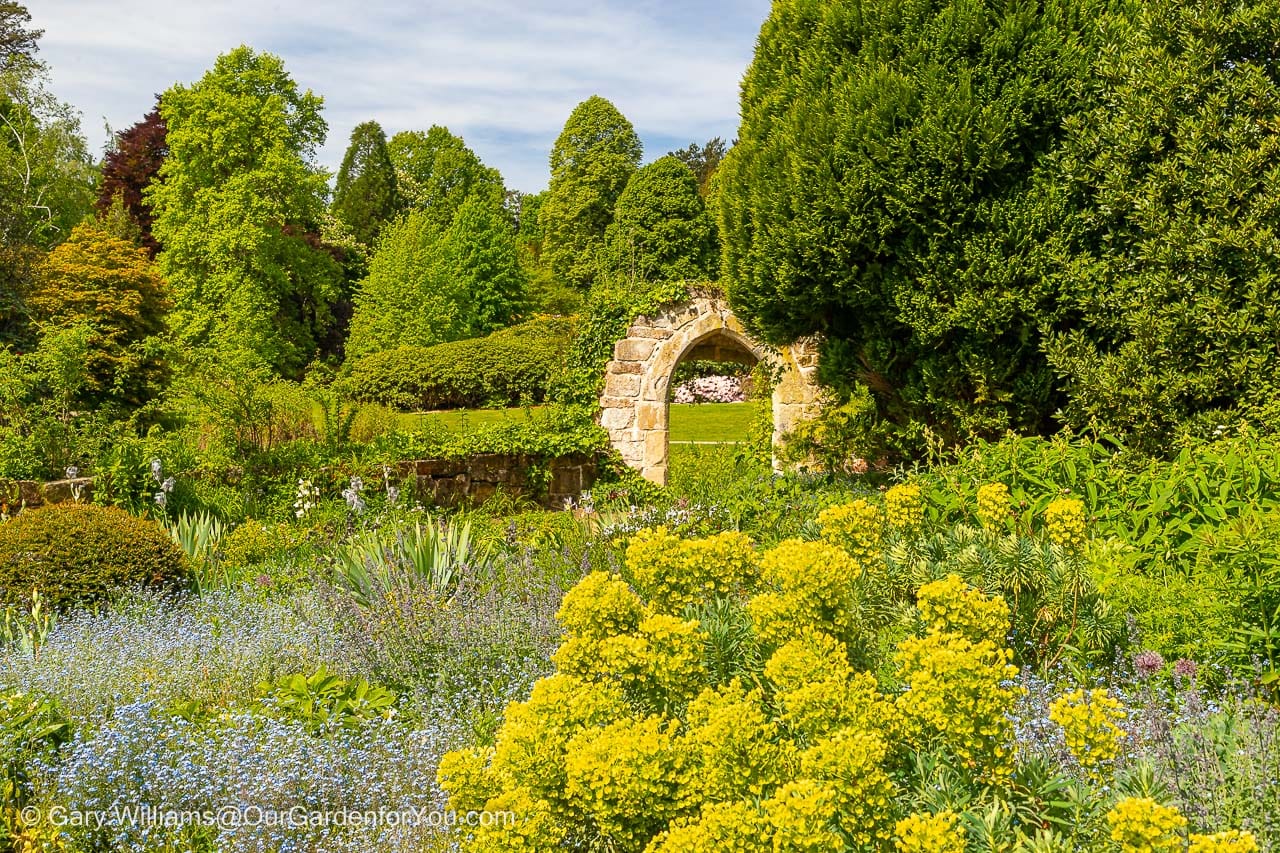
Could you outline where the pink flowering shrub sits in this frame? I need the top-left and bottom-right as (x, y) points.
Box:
(673, 375), (746, 404)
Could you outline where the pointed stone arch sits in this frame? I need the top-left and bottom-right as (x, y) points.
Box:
(600, 292), (822, 485)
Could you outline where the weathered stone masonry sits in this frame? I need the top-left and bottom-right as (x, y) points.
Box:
(395, 452), (597, 509)
(600, 293), (822, 485)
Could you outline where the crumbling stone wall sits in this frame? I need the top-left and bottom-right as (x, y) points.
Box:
(0, 477), (95, 514)
(396, 452), (597, 508)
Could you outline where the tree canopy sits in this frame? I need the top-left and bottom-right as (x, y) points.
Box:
(148, 46), (343, 377)
(332, 120), (401, 249)
(541, 96), (642, 290)
(720, 0), (1108, 452)
(1041, 0), (1280, 451)
(388, 126), (504, 233)
(97, 103), (167, 256)
(1, 14), (95, 347)
(0, 1), (40, 72)
(600, 155), (718, 286)
(29, 220), (170, 407)
(346, 192), (526, 361)
(670, 137), (727, 198)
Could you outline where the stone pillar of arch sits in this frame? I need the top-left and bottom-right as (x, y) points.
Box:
(599, 293), (823, 486)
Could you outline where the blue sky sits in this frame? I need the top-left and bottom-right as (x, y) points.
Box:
(30, 0), (773, 192)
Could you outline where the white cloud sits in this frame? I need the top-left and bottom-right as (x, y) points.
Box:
(29, 0), (771, 191)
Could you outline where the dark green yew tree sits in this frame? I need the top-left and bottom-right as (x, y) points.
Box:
(1043, 0), (1280, 451)
(332, 120), (401, 249)
(720, 0), (1106, 451)
(600, 155), (718, 286)
(541, 96), (642, 290)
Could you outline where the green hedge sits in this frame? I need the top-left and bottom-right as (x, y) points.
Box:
(0, 504), (188, 608)
(341, 316), (576, 411)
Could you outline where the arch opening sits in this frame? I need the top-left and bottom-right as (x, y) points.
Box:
(600, 294), (822, 486)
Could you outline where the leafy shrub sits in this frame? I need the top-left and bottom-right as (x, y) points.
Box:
(376, 403), (607, 463)
(671, 375), (745, 404)
(342, 316), (576, 411)
(0, 324), (111, 480)
(0, 504), (187, 608)
(550, 279), (690, 406)
(257, 666), (397, 733)
(919, 431), (1280, 668)
(220, 519), (302, 568)
(438, 531), (1260, 852)
(1, 689), (71, 849)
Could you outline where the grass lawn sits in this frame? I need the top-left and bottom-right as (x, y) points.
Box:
(395, 402), (754, 443)
(667, 401), (753, 443)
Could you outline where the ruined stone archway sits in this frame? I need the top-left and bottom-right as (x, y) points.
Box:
(600, 292), (822, 485)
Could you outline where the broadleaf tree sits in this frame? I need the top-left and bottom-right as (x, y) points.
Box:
(1, 10), (95, 347)
(541, 96), (642, 290)
(669, 137), (727, 198)
(147, 46), (343, 377)
(29, 220), (170, 407)
(96, 103), (167, 256)
(388, 126), (504, 233)
(345, 192), (526, 361)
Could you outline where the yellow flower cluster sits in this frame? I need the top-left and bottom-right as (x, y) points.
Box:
(645, 801), (772, 853)
(684, 680), (796, 801)
(976, 482), (1012, 529)
(817, 498), (884, 565)
(440, 528), (1264, 853)
(485, 674), (627, 809)
(799, 728), (896, 847)
(626, 526), (758, 613)
(895, 576), (1020, 780)
(764, 779), (843, 852)
(1048, 688), (1126, 781)
(894, 810), (966, 853)
(556, 571), (644, 638)
(553, 574), (707, 706)
(1189, 830), (1261, 852)
(1107, 797), (1188, 853)
(464, 786), (564, 852)
(748, 539), (862, 645)
(435, 745), (497, 813)
(565, 715), (694, 848)
(885, 483), (925, 532)
(916, 574), (1010, 645)
(764, 630), (890, 740)
(1044, 497), (1087, 551)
